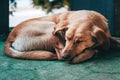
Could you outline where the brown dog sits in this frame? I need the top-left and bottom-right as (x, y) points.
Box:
(4, 10), (120, 63)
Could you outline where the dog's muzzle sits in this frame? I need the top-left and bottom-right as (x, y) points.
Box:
(62, 53), (71, 60)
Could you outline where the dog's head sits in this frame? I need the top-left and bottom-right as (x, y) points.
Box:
(58, 22), (110, 60)
(53, 10), (111, 60)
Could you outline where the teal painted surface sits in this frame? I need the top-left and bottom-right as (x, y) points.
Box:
(0, 0), (9, 34)
(0, 42), (120, 80)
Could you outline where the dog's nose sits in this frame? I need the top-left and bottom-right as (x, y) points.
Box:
(62, 54), (71, 60)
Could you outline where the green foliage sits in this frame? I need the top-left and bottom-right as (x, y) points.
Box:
(32, 0), (70, 13)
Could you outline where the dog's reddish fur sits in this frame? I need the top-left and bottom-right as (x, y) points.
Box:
(4, 10), (120, 63)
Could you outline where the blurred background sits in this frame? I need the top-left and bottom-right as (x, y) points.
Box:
(9, 0), (70, 27)
(0, 0), (120, 41)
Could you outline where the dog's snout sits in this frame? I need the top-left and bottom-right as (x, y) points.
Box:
(61, 49), (71, 60)
(61, 53), (71, 60)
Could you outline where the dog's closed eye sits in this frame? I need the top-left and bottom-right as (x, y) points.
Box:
(74, 40), (84, 45)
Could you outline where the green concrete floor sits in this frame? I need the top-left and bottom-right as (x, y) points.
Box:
(0, 41), (120, 80)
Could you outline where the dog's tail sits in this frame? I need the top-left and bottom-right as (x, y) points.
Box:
(4, 41), (57, 60)
(110, 37), (120, 51)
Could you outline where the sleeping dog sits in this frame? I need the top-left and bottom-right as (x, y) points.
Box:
(4, 10), (120, 63)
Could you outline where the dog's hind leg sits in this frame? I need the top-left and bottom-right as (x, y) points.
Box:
(16, 51), (57, 60)
(4, 42), (57, 60)
(7, 47), (57, 60)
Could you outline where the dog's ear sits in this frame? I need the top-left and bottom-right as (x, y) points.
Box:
(91, 27), (110, 50)
(53, 21), (68, 35)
